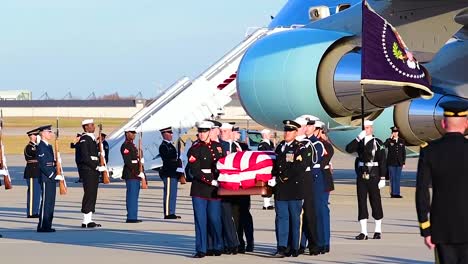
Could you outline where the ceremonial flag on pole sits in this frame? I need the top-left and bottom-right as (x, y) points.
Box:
(361, 0), (433, 99)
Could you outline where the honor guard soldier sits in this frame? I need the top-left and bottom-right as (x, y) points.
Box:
(384, 126), (406, 198)
(416, 101), (468, 264)
(24, 128), (41, 218)
(36, 125), (58, 232)
(158, 127), (182, 219)
(188, 121), (224, 258)
(78, 119), (105, 228)
(258, 129), (275, 210)
(121, 127), (144, 223)
(346, 120), (386, 240)
(269, 120), (308, 258)
(101, 133), (109, 163)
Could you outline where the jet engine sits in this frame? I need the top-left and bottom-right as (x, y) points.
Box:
(237, 28), (433, 129)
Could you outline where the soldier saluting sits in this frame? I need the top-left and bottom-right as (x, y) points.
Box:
(346, 120), (386, 240)
(416, 101), (468, 263)
(78, 119), (105, 228)
(24, 128), (41, 218)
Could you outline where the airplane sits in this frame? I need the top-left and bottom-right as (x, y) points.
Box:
(106, 0), (468, 177)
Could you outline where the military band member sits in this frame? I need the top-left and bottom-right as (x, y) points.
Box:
(158, 127), (182, 219)
(188, 121), (224, 258)
(121, 127), (144, 223)
(258, 129), (275, 210)
(36, 125), (58, 232)
(24, 128), (41, 218)
(384, 126), (406, 198)
(78, 119), (104, 228)
(346, 120), (386, 240)
(269, 120), (308, 258)
(416, 101), (468, 264)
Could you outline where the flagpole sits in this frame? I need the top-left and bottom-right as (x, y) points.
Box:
(361, 83), (365, 130)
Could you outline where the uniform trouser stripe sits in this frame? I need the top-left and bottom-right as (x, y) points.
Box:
(165, 178), (170, 216)
(40, 182), (46, 229)
(298, 209), (304, 247)
(29, 178), (33, 216)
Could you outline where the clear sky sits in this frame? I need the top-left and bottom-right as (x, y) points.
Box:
(0, 0), (286, 99)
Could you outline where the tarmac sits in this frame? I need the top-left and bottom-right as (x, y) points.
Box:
(0, 152), (434, 264)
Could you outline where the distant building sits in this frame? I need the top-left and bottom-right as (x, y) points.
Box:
(0, 99), (146, 118)
(0, 90), (32, 100)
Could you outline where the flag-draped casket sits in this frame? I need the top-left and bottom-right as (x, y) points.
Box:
(217, 151), (275, 196)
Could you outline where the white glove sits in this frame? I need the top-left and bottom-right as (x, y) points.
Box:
(268, 178), (277, 187)
(140, 158), (145, 164)
(358, 130), (367, 140)
(0, 169), (8, 175)
(54, 174), (64, 181)
(100, 151), (105, 158)
(211, 180), (219, 187)
(96, 166), (107, 172)
(378, 179), (386, 189)
(138, 172), (145, 179)
(176, 167), (184, 173)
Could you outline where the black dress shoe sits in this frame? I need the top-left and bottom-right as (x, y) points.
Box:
(27, 214), (39, 218)
(267, 206), (275, 210)
(298, 247), (305, 255)
(126, 219), (143, 223)
(193, 252), (205, 258)
(272, 251), (285, 258)
(291, 250), (300, 257)
(0, 234), (2, 238)
(81, 222), (102, 228)
(213, 250), (222, 256)
(324, 245), (330, 253)
(206, 250), (214, 256)
(237, 246), (245, 254)
(309, 246), (320, 255)
(230, 247), (238, 255)
(373, 232), (382, 239)
(246, 244), (254, 252)
(164, 214), (181, 219)
(355, 233), (368, 240)
(37, 228), (56, 233)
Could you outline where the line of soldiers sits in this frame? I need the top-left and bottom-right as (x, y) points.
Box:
(22, 119), (149, 231)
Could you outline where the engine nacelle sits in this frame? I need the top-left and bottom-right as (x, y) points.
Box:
(237, 28), (432, 129)
(394, 95), (468, 145)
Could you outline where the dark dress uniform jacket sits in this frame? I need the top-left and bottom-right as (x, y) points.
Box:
(37, 141), (56, 179)
(159, 140), (179, 178)
(258, 140), (274, 151)
(103, 140), (109, 163)
(273, 140), (308, 201)
(320, 140), (335, 192)
(24, 142), (40, 179)
(77, 134), (99, 172)
(188, 141), (224, 199)
(121, 140), (140, 180)
(384, 138), (406, 166)
(345, 137), (387, 178)
(416, 132), (468, 243)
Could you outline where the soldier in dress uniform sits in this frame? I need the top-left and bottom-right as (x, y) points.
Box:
(188, 121), (224, 258)
(258, 129), (275, 210)
(218, 122), (240, 255)
(121, 127), (145, 223)
(36, 125), (58, 232)
(345, 120), (386, 240)
(269, 120), (308, 258)
(78, 119), (105, 228)
(384, 126), (406, 198)
(158, 127), (182, 219)
(101, 133), (109, 163)
(416, 101), (468, 264)
(232, 126), (254, 253)
(24, 128), (41, 218)
(319, 130), (335, 194)
(71, 133), (83, 183)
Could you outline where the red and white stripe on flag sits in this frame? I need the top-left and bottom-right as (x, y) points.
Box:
(217, 151), (276, 190)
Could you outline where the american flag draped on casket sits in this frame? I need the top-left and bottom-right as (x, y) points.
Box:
(217, 151), (276, 190)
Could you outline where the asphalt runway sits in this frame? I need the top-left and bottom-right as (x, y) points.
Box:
(0, 152), (433, 263)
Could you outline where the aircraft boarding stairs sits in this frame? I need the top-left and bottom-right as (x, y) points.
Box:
(106, 27), (292, 178)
